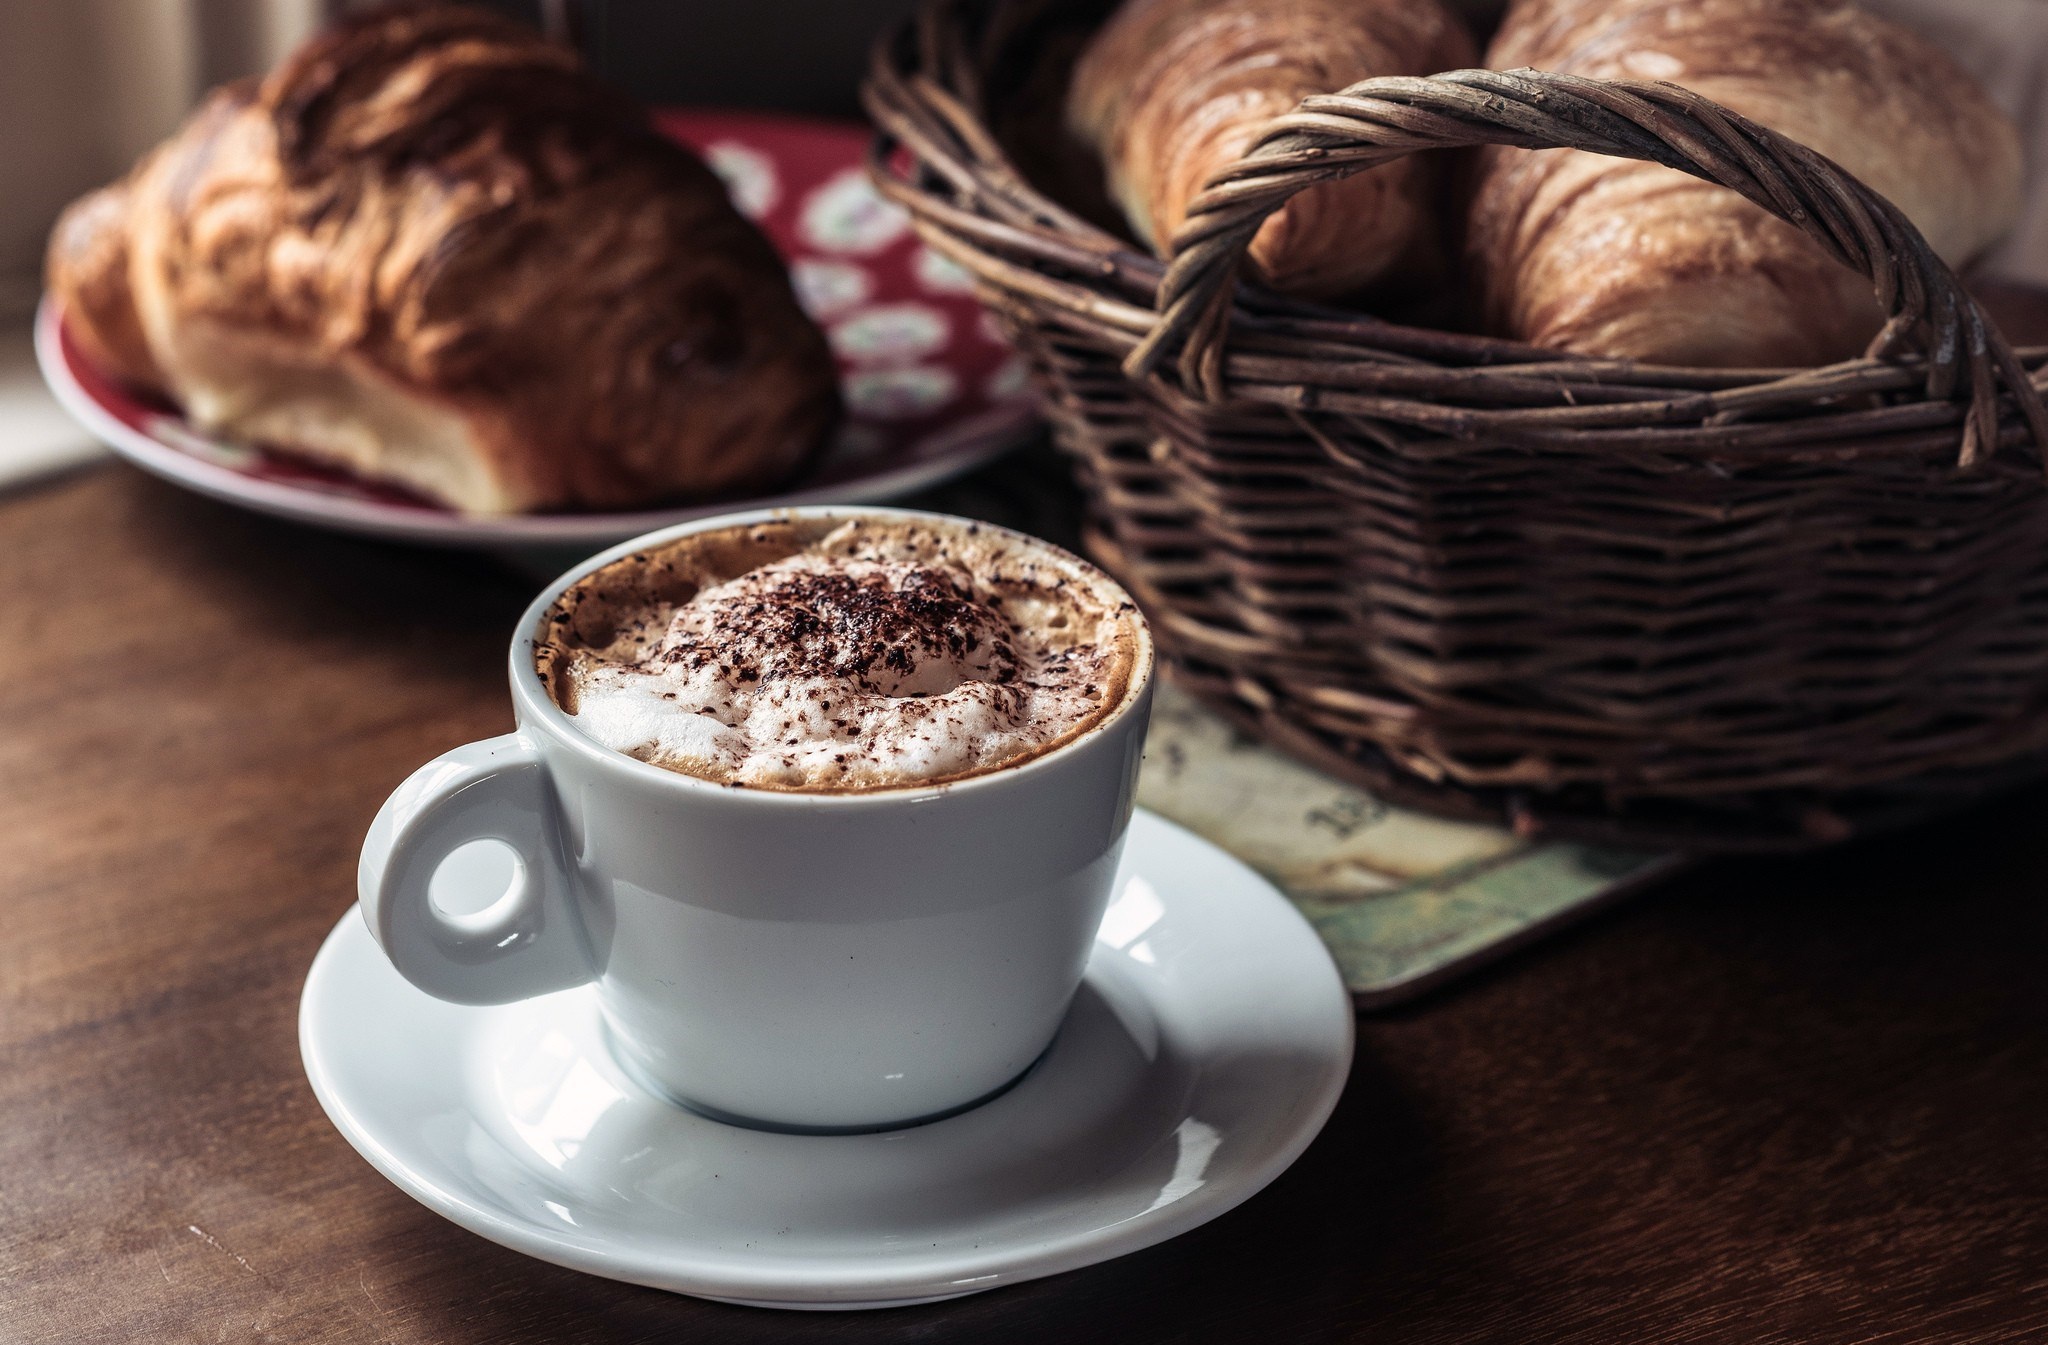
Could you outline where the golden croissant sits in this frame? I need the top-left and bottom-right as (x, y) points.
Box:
(1470, 0), (2023, 367)
(1067, 0), (1475, 301)
(47, 6), (840, 513)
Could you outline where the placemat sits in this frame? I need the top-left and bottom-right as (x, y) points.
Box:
(1136, 682), (1683, 1007)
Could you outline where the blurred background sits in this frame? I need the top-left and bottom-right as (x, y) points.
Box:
(7, 0), (2044, 314)
(2, 0), (2043, 487)
(0, 0), (930, 324)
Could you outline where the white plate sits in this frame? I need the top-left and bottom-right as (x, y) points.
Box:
(34, 109), (1041, 552)
(299, 810), (1355, 1310)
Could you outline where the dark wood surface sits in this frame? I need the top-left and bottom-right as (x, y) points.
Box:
(7, 460), (2048, 1343)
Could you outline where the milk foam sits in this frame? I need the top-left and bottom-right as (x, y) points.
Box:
(545, 520), (1140, 789)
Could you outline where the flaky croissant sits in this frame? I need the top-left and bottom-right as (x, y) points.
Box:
(1067, 0), (1475, 300)
(46, 6), (839, 514)
(1470, 0), (2023, 367)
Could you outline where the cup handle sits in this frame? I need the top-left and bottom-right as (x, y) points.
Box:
(358, 733), (593, 1005)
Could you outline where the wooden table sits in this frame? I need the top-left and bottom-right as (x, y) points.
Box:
(7, 459), (2048, 1344)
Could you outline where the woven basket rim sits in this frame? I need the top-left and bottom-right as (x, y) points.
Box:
(864, 0), (2048, 472)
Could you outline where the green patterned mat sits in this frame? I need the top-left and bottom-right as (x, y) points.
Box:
(1137, 683), (1683, 1007)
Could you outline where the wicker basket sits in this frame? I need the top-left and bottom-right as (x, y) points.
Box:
(865, 0), (2048, 851)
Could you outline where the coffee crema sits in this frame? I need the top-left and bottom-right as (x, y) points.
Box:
(535, 516), (1146, 790)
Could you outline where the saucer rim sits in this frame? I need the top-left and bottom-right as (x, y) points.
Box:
(299, 809), (1355, 1307)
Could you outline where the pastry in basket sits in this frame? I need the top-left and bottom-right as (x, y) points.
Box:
(1066, 0), (1475, 300)
(1469, 0), (2023, 367)
(44, 6), (839, 514)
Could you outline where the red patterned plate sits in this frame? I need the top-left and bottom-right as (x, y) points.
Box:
(37, 109), (1037, 550)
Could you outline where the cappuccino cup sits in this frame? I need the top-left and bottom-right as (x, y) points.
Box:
(358, 507), (1154, 1132)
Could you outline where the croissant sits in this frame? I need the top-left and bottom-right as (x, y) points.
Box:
(1067, 0), (1475, 300)
(45, 6), (839, 514)
(1470, 0), (2023, 367)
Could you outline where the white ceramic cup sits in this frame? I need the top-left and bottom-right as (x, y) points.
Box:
(358, 506), (1155, 1133)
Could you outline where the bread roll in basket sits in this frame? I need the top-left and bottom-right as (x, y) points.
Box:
(866, 0), (2048, 851)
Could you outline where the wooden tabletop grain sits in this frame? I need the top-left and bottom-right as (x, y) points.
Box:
(6, 456), (2048, 1343)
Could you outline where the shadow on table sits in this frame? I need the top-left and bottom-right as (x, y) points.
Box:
(345, 1044), (1436, 1345)
(890, 1046), (1441, 1345)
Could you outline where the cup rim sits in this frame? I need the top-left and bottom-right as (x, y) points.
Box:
(506, 504), (1155, 803)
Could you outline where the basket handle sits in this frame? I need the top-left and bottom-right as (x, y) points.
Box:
(1126, 67), (2047, 467)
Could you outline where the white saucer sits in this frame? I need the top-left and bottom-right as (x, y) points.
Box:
(300, 810), (1354, 1310)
